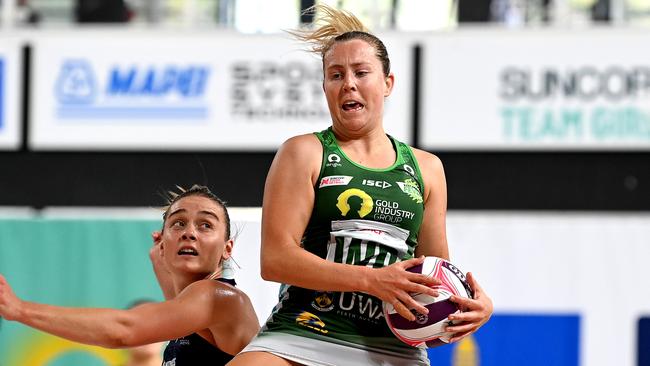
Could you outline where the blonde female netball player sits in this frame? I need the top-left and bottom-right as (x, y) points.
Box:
(227, 5), (493, 366)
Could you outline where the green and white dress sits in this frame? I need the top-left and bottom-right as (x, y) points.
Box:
(242, 128), (430, 366)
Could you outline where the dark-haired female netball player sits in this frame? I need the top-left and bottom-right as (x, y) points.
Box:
(0, 185), (259, 366)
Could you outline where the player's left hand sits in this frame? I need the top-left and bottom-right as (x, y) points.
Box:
(444, 272), (493, 342)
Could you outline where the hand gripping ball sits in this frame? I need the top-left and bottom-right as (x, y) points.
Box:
(383, 257), (473, 348)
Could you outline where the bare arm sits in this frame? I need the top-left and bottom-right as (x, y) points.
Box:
(0, 274), (234, 348)
(260, 135), (439, 320)
(411, 149), (493, 340)
(412, 150), (449, 259)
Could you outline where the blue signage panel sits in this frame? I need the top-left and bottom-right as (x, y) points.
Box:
(428, 313), (580, 366)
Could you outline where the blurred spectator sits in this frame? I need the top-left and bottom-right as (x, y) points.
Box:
(75, 0), (132, 23)
(2, 0), (41, 24)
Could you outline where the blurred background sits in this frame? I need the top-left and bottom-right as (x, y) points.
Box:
(0, 0), (649, 365)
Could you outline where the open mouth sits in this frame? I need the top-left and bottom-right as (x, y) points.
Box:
(178, 248), (198, 256)
(342, 100), (364, 112)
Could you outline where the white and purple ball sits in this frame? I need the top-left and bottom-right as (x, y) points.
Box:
(383, 256), (473, 348)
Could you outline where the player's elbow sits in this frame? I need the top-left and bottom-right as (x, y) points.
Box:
(260, 253), (283, 282)
(99, 321), (141, 349)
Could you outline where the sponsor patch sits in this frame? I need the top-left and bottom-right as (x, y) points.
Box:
(319, 175), (353, 188)
(326, 153), (342, 168)
(296, 311), (328, 334)
(397, 178), (423, 204)
(336, 189), (373, 218)
(311, 291), (335, 312)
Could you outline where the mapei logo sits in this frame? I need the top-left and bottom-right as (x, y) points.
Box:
(106, 64), (209, 97)
(55, 60), (97, 104)
(336, 188), (373, 218)
(54, 60), (210, 120)
(295, 311), (328, 334)
(319, 175), (352, 188)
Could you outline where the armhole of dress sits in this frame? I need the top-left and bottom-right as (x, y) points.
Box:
(401, 141), (426, 194)
(313, 130), (328, 190)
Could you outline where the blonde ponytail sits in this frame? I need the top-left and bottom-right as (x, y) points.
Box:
(290, 4), (368, 55)
(289, 4), (391, 76)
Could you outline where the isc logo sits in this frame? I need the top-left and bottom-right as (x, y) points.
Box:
(362, 179), (392, 189)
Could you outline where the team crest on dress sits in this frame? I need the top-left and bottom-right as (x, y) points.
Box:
(311, 291), (335, 312)
(397, 178), (423, 203)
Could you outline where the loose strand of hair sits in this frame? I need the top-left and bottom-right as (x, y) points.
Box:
(289, 4), (369, 56)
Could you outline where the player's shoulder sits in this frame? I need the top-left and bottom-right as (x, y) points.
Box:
(281, 133), (322, 152)
(409, 146), (444, 173)
(183, 279), (246, 303)
(275, 133), (323, 165)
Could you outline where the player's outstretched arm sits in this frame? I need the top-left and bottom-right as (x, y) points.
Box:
(0, 274), (234, 349)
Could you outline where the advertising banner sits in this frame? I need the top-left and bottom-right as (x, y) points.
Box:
(1, 211), (649, 366)
(422, 29), (650, 150)
(30, 30), (411, 151)
(0, 33), (21, 150)
(428, 314), (580, 366)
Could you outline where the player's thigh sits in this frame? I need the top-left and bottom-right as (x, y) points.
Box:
(227, 351), (302, 366)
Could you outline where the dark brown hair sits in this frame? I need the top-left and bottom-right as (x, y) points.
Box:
(161, 184), (231, 240)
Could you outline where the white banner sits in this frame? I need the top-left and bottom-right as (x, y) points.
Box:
(0, 33), (21, 150)
(422, 29), (650, 150)
(29, 29), (411, 151)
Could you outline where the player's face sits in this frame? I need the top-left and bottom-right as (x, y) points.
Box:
(322, 39), (393, 136)
(161, 196), (232, 278)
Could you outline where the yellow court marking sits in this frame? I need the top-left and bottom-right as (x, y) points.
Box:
(10, 335), (124, 366)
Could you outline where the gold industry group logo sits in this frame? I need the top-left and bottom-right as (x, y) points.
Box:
(336, 188), (373, 218)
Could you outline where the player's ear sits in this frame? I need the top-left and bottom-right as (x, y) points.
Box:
(222, 239), (233, 260)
